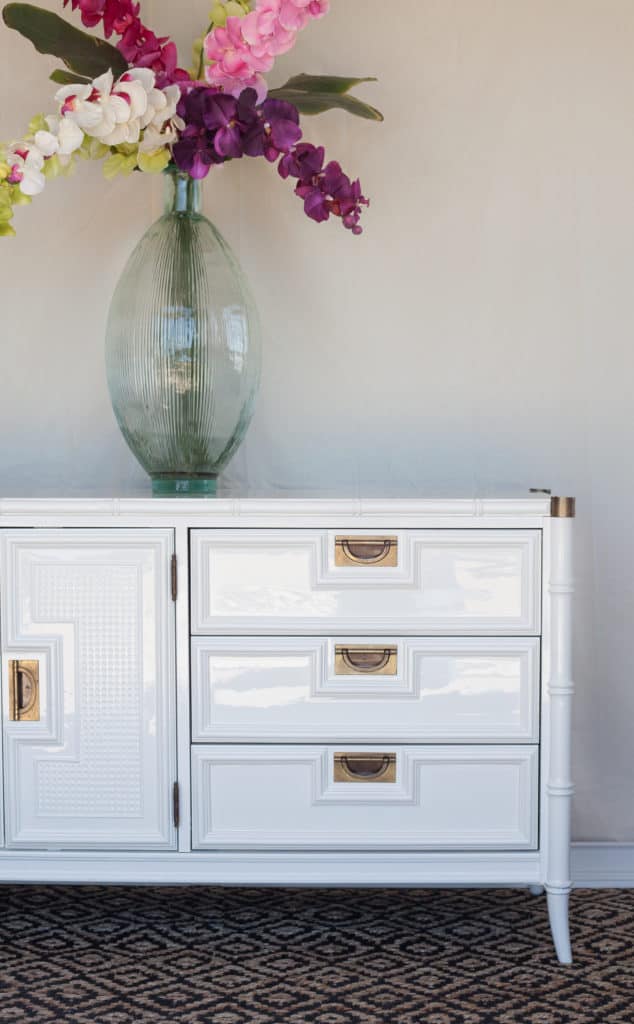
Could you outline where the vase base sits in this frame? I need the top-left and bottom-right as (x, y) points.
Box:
(152, 476), (218, 496)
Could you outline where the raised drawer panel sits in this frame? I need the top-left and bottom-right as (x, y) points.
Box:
(192, 744), (539, 850)
(190, 529), (541, 635)
(191, 637), (540, 743)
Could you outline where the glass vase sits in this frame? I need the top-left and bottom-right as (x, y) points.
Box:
(105, 168), (261, 495)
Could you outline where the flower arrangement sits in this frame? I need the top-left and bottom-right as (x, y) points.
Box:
(0, 0), (382, 238)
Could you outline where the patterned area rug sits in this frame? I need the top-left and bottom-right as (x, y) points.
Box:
(0, 886), (631, 1023)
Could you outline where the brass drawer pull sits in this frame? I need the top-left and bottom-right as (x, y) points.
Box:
(8, 660), (40, 722)
(334, 752), (396, 783)
(335, 645), (397, 675)
(335, 536), (397, 567)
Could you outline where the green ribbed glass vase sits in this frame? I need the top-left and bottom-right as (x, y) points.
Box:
(105, 168), (261, 495)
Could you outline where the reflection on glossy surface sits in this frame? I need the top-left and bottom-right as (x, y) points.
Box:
(195, 639), (539, 741)
(215, 655), (310, 709)
(203, 531), (536, 630)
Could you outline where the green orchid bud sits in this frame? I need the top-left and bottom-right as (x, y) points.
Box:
(225, 1), (246, 16)
(78, 138), (109, 162)
(28, 114), (48, 136)
(138, 148), (171, 174)
(103, 152), (137, 181)
(210, 3), (227, 26)
(10, 187), (31, 206)
(42, 154), (62, 180)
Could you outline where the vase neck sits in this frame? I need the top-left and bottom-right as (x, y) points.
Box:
(164, 170), (202, 215)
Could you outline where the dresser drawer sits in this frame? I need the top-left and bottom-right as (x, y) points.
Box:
(191, 744), (539, 850)
(191, 637), (540, 743)
(190, 529), (541, 635)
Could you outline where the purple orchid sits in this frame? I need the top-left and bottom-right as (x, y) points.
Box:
(171, 86), (368, 233)
(279, 144), (368, 233)
(172, 88), (224, 178)
(202, 93), (242, 159)
(260, 99), (302, 161)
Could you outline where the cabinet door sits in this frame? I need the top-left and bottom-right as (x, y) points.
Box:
(1, 529), (177, 850)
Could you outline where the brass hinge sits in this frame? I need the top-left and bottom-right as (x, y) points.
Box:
(172, 781), (180, 828)
(171, 553), (178, 602)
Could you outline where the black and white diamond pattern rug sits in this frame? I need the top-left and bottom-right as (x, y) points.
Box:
(0, 887), (631, 1023)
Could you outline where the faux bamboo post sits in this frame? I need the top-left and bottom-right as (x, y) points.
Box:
(546, 497), (576, 964)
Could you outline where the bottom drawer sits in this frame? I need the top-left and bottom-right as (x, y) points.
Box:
(191, 744), (539, 851)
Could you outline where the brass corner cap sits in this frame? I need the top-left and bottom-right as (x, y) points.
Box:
(550, 496), (576, 518)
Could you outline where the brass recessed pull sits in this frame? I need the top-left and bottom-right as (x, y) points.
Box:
(335, 536), (398, 567)
(334, 752), (396, 783)
(8, 660), (40, 722)
(335, 645), (397, 676)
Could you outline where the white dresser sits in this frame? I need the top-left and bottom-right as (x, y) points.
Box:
(0, 494), (575, 963)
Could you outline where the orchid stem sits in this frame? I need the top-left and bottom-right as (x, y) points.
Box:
(196, 22), (214, 82)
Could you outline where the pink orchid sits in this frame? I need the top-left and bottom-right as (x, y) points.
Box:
(204, 0), (329, 98)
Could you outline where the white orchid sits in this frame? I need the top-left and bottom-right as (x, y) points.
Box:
(45, 115), (84, 157)
(32, 130), (59, 157)
(55, 71), (129, 145)
(116, 68), (155, 122)
(3, 64), (188, 215)
(6, 145), (46, 195)
(54, 81), (104, 132)
(139, 85), (185, 153)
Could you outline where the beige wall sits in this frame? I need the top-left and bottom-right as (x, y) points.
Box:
(1, 1), (633, 840)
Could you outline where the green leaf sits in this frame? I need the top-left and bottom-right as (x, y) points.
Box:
(277, 73), (378, 95)
(269, 88), (383, 122)
(50, 68), (91, 86)
(268, 73), (383, 121)
(2, 3), (128, 79)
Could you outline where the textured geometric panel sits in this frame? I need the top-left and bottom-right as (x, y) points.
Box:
(0, 886), (631, 1023)
(36, 563), (142, 818)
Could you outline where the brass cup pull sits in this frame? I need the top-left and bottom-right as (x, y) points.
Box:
(9, 660), (40, 722)
(335, 536), (398, 567)
(334, 753), (396, 784)
(335, 646), (397, 676)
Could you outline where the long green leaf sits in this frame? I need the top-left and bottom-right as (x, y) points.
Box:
(278, 73), (378, 95)
(268, 87), (383, 122)
(2, 3), (128, 79)
(269, 73), (383, 121)
(50, 68), (91, 85)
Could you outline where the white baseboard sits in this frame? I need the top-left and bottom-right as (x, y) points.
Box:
(572, 842), (634, 887)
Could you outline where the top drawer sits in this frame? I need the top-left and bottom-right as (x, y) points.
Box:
(190, 529), (541, 635)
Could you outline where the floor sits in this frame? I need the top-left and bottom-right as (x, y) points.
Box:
(0, 886), (631, 1023)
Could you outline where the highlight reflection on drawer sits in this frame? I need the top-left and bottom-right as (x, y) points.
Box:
(191, 636), (540, 743)
(190, 529), (541, 635)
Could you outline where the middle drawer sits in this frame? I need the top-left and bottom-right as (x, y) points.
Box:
(191, 636), (540, 743)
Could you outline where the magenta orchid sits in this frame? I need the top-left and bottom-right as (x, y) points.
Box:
(0, 0), (379, 237)
(63, 0), (190, 85)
